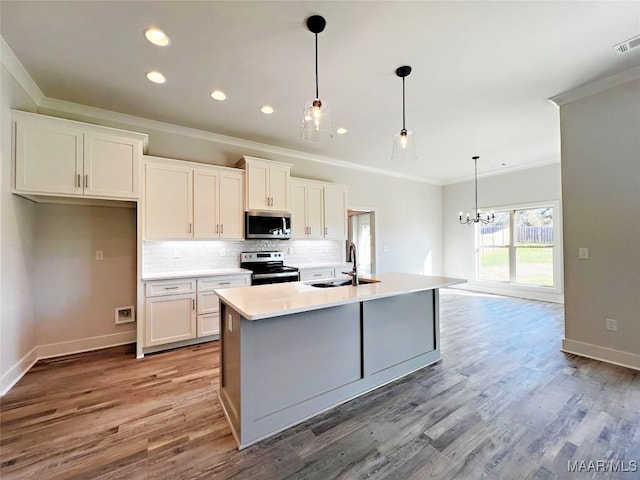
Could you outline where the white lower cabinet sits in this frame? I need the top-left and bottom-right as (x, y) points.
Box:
(196, 275), (250, 338)
(145, 292), (197, 347)
(144, 274), (250, 349)
(300, 267), (336, 281)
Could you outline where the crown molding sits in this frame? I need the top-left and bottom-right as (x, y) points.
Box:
(0, 35), (45, 105)
(549, 67), (640, 107)
(442, 156), (561, 186)
(39, 97), (442, 185)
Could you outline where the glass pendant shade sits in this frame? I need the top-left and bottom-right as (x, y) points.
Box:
(302, 98), (332, 143)
(392, 129), (417, 162)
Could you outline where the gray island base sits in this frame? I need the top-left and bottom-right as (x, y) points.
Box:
(215, 273), (465, 449)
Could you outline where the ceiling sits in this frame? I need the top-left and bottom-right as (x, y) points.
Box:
(1, 1), (638, 184)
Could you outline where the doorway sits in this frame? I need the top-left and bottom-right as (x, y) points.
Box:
(347, 208), (376, 276)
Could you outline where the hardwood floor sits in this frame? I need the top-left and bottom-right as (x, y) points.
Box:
(1, 289), (638, 479)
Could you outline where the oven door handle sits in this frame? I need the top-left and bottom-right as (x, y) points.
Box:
(252, 272), (299, 279)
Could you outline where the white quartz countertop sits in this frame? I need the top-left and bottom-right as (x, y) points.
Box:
(215, 272), (466, 320)
(142, 268), (252, 281)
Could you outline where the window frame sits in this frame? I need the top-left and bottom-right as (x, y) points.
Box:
(474, 200), (563, 295)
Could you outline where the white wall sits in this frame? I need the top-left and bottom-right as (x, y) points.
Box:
(0, 63), (38, 394)
(558, 78), (640, 369)
(34, 205), (137, 352)
(443, 163), (563, 301)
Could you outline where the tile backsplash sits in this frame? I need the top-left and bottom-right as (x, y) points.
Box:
(143, 239), (346, 274)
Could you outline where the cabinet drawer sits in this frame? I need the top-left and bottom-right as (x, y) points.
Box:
(198, 291), (220, 315)
(198, 313), (220, 337)
(145, 278), (196, 297)
(198, 275), (249, 292)
(300, 268), (335, 281)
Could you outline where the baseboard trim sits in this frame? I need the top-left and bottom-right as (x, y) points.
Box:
(562, 338), (640, 371)
(1, 331), (136, 396)
(0, 347), (39, 397)
(36, 331), (136, 359)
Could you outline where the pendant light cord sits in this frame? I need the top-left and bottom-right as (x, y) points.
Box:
(315, 33), (319, 99)
(402, 76), (406, 130)
(474, 157), (478, 218)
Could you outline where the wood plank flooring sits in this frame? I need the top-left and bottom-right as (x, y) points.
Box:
(1, 289), (639, 479)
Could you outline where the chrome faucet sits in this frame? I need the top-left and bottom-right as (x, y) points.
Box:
(342, 242), (358, 286)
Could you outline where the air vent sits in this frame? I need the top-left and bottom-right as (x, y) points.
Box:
(614, 35), (640, 54)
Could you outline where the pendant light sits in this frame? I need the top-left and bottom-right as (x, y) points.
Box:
(459, 156), (495, 225)
(302, 15), (332, 142)
(391, 65), (416, 162)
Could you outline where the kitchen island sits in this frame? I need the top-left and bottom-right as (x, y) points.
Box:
(215, 273), (465, 449)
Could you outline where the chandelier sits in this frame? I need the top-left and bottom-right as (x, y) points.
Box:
(459, 156), (495, 225)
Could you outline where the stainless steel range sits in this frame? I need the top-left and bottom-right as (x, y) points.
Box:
(240, 251), (300, 285)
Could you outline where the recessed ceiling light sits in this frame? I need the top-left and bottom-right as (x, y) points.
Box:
(261, 105), (274, 114)
(144, 28), (170, 46)
(336, 127), (348, 135)
(211, 90), (226, 101)
(146, 71), (166, 84)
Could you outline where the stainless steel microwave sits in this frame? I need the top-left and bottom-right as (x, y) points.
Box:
(245, 211), (292, 239)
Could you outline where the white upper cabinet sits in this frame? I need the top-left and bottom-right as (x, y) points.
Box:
(238, 156), (292, 212)
(13, 111), (146, 200)
(291, 178), (347, 240)
(144, 156), (244, 240)
(145, 161), (193, 240)
(323, 184), (348, 239)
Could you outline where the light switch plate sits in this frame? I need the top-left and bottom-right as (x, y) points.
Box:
(578, 248), (589, 259)
(95, 250), (103, 260)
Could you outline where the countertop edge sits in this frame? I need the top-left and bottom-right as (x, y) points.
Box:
(142, 268), (252, 281)
(218, 276), (466, 320)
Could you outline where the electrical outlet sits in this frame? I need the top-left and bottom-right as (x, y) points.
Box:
(173, 249), (181, 258)
(383, 245), (390, 252)
(605, 318), (618, 332)
(220, 248), (227, 257)
(95, 250), (103, 260)
(578, 248), (589, 259)
(287, 247), (293, 255)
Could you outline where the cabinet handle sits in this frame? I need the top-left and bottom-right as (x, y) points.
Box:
(270, 197), (273, 206)
(164, 286), (179, 290)
(189, 223), (192, 233)
(77, 173), (81, 187)
(325, 227), (328, 235)
(216, 224), (219, 234)
(313, 273), (322, 277)
(308, 226), (311, 235)
(220, 224), (224, 234)
(84, 174), (88, 188)
(218, 282), (231, 285)
(192, 299), (195, 310)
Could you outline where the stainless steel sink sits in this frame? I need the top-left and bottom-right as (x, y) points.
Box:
(309, 278), (380, 288)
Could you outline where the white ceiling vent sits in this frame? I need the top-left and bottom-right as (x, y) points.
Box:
(614, 35), (640, 54)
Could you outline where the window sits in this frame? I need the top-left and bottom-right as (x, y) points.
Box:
(478, 205), (554, 287)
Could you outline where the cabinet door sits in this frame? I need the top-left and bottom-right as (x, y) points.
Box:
(290, 180), (307, 238)
(193, 169), (219, 239)
(323, 185), (347, 239)
(268, 164), (290, 211)
(15, 115), (83, 195)
(218, 172), (244, 239)
(83, 132), (140, 199)
(246, 162), (269, 210)
(306, 183), (324, 239)
(145, 163), (193, 239)
(198, 313), (220, 337)
(145, 293), (197, 346)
